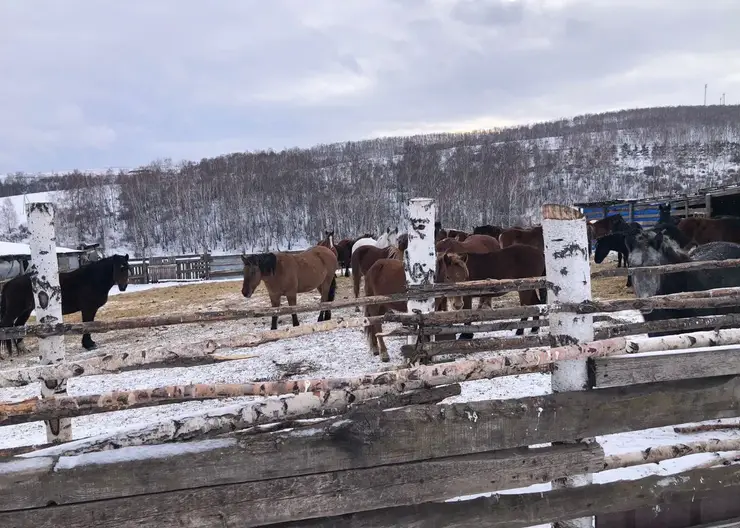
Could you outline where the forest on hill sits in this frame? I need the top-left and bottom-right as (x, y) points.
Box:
(2, 104), (740, 256)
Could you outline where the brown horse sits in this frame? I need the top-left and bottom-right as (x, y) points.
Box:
(317, 231), (338, 258)
(457, 244), (547, 339)
(351, 245), (403, 311)
(241, 246), (337, 330)
(499, 226), (544, 251)
(436, 234), (500, 254)
(678, 217), (740, 245)
(590, 214), (628, 239)
(364, 253), (469, 362)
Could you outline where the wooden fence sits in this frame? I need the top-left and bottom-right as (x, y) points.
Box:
(128, 251), (308, 284)
(2, 200), (740, 527)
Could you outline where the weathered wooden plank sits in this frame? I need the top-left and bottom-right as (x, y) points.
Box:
(10, 376), (740, 509)
(590, 345), (740, 388)
(272, 464), (740, 528)
(0, 443), (604, 526)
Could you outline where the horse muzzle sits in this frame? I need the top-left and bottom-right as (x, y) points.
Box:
(118, 283), (128, 292)
(242, 288), (253, 298)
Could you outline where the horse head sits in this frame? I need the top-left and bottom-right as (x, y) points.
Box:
(626, 228), (689, 298)
(112, 254), (130, 292)
(376, 229), (391, 248)
(436, 252), (468, 311)
(324, 230), (335, 248)
(240, 253), (277, 298)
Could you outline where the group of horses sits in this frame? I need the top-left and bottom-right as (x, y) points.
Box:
(592, 203), (740, 338)
(303, 221), (550, 362)
(2, 202), (740, 362)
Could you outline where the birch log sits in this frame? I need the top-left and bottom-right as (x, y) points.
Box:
(26, 202), (71, 443)
(20, 384), (457, 457)
(542, 203), (594, 528)
(603, 438), (740, 470)
(404, 198), (436, 359)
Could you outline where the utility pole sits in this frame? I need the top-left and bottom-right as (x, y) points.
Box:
(704, 83), (708, 106)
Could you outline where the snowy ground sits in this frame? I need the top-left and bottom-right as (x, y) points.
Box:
(1, 275), (739, 527)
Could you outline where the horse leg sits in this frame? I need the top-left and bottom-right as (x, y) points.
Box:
(319, 276), (337, 322)
(517, 291), (539, 335)
(269, 294), (282, 330)
(458, 296), (474, 340)
(81, 307), (99, 350)
(13, 309), (33, 355)
(287, 294), (299, 327)
(625, 257), (632, 288)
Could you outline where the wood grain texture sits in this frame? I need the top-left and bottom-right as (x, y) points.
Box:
(590, 345), (740, 388)
(0, 444), (604, 527)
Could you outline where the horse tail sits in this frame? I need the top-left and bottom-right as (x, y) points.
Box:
(0, 281), (10, 356)
(538, 287), (547, 305)
(352, 254), (362, 299)
(328, 275), (337, 303)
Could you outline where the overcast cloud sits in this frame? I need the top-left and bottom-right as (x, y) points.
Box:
(1, 0), (739, 173)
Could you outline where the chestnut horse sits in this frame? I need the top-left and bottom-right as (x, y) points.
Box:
(678, 217), (740, 245)
(364, 253), (469, 362)
(241, 246), (337, 330)
(436, 234), (500, 254)
(351, 245), (403, 310)
(457, 244), (547, 339)
(499, 226), (544, 251)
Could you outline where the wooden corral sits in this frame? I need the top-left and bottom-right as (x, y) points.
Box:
(3, 200), (740, 527)
(577, 183), (740, 225)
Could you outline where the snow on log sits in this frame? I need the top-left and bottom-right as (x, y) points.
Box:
(21, 385), (460, 457)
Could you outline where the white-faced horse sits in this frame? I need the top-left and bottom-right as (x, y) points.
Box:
(351, 227), (399, 255)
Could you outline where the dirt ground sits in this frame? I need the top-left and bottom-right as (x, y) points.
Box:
(7, 260), (631, 368)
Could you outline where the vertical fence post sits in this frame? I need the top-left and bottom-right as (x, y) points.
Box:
(26, 202), (72, 443)
(404, 198), (436, 359)
(542, 204), (594, 528)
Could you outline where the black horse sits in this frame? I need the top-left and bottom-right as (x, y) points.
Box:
(0, 254), (130, 355)
(594, 232), (634, 287)
(658, 203), (682, 226)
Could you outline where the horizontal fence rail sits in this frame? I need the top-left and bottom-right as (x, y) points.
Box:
(2, 259), (740, 343)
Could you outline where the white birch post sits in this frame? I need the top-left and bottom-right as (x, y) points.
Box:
(26, 202), (72, 442)
(404, 198), (436, 357)
(541, 204), (593, 528)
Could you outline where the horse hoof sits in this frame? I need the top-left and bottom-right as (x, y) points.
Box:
(83, 342), (98, 350)
(381, 355), (390, 362)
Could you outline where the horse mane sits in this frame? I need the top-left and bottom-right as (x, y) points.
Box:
(387, 246), (402, 260)
(244, 253), (278, 274)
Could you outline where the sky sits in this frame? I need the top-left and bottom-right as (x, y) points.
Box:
(1, 0), (740, 174)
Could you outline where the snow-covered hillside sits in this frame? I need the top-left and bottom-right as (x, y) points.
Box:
(2, 105), (740, 256)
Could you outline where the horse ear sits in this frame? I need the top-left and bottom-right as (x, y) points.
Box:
(241, 255), (249, 265)
(124, 254), (129, 260)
